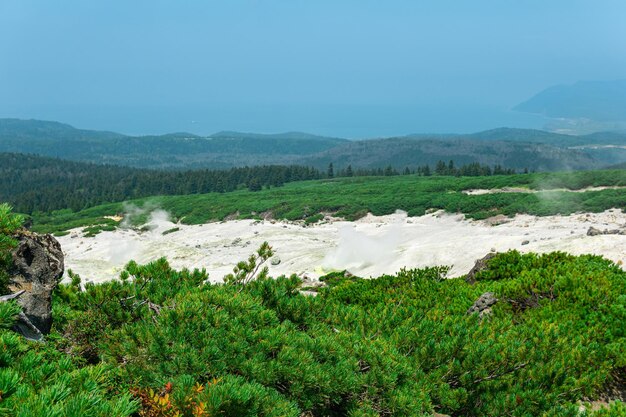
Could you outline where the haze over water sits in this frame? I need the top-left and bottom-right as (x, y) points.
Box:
(1, 1), (625, 137)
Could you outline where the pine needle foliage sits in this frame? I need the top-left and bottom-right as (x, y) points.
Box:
(44, 248), (626, 416)
(1, 203), (626, 415)
(224, 241), (274, 287)
(0, 204), (23, 295)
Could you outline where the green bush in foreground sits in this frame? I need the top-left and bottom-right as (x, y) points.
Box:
(0, 204), (23, 295)
(2, 198), (626, 415)
(10, 249), (616, 416)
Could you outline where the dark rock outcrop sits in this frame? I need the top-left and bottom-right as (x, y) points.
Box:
(9, 231), (64, 335)
(467, 292), (498, 319)
(587, 226), (626, 236)
(0, 291), (43, 340)
(465, 252), (497, 284)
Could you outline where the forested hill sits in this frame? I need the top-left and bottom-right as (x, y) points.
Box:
(2, 152), (524, 214)
(0, 119), (348, 169)
(0, 153), (323, 213)
(301, 137), (601, 172)
(402, 127), (626, 147)
(1, 118), (625, 170)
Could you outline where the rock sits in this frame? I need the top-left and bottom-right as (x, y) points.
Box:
(260, 210), (274, 221)
(485, 214), (511, 226)
(22, 218), (33, 230)
(587, 226), (603, 236)
(224, 211), (239, 221)
(465, 252), (497, 284)
(270, 257), (281, 266)
(587, 226), (626, 236)
(9, 231), (64, 335)
(521, 240), (530, 245)
(0, 291), (43, 341)
(14, 311), (44, 341)
(467, 292), (498, 318)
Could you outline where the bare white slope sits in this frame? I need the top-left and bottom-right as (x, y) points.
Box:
(58, 209), (626, 283)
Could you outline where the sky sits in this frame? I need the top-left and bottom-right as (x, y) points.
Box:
(1, 0), (625, 138)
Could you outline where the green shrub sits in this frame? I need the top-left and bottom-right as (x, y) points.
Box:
(0, 204), (23, 295)
(3, 200), (626, 416)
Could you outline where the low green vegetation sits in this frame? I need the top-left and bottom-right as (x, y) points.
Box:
(0, 204), (23, 294)
(31, 169), (626, 235)
(82, 222), (118, 238)
(2, 205), (626, 415)
(3, 246), (626, 414)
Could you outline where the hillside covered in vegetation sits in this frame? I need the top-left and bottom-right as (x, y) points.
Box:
(0, 153), (324, 213)
(0, 119), (347, 169)
(30, 169), (626, 235)
(2, 152), (522, 215)
(1, 205), (626, 416)
(1, 119), (625, 170)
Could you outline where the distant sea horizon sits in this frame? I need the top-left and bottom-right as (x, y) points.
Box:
(0, 102), (551, 139)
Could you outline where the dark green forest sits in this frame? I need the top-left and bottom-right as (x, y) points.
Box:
(0, 153), (321, 213)
(1, 153), (514, 215)
(1, 206), (626, 416)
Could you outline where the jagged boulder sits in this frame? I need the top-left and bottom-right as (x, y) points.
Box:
(9, 231), (64, 335)
(467, 292), (498, 319)
(465, 252), (497, 284)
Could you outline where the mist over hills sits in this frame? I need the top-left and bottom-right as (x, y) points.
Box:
(0, 118), (625, 171)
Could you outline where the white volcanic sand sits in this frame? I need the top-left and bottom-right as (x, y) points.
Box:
(57, 209), (626, 284)
(462, 186), (626, 195)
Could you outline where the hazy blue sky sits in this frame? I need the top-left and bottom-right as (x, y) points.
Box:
(1, 0), (625, 137)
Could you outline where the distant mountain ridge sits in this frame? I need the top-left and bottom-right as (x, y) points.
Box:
(0, 118), (625, 171)
(514, 80), (626, 134)
(514, 80), (626, 121)
(299, 137), (601, 172)
(0, 119), (348, 169)
(210, 130), (343, 141)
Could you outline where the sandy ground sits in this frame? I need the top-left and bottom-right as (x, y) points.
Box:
(462, 185), (626, 195)
(57, 208), (626, 284)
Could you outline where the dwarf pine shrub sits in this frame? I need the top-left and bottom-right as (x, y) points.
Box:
(1, 204), (626, 415)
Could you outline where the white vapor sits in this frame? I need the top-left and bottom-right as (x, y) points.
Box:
(106, 204), (175, 266)
(322, 211), (405, 273)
